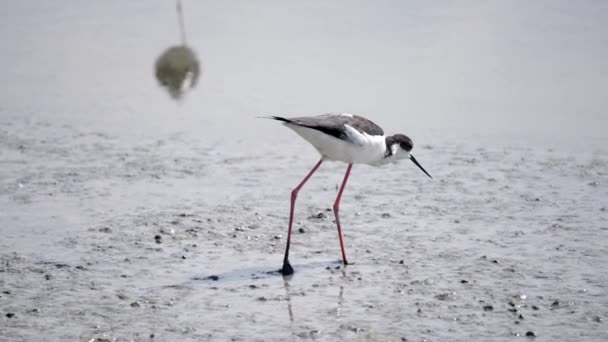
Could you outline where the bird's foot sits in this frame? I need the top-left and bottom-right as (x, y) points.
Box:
(280, 261), (294, 276)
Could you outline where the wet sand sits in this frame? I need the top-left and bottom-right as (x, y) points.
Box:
(1, 118), (606, 341)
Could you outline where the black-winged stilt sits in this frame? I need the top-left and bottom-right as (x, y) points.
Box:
(268, 113), (432, 275)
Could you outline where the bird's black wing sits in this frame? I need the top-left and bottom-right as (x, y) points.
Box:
(271, 114), (384, 141)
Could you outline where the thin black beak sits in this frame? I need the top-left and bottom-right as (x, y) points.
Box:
(410, 154), (432, 179)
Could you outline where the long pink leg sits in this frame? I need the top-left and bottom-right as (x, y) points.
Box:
(333, 163), (353, 265)
(281, 159), (323, 275)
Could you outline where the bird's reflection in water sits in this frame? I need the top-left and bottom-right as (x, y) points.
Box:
(282, 268), (347, 328)
(154, 0), (200, 100)
(283, 277), (295, 322)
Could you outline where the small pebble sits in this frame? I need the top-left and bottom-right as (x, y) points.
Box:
(298, 228), (305, 233)
(273, 235), (282, 240)
(525, 331), (535, 337)
(460, 280), (469, 284)
(154, 235), (162, 243)
(399, 260), (405, 265)
(483, 305), (493, 312)
(551, 300), (560, 307)
(381, 213), (391, 218)
(6, 312), (15, 318)
(130, 302), (141, 308)
(313, 212), (327, 219)
(206, 275), (220, 281)
(532, 305), (539, 310)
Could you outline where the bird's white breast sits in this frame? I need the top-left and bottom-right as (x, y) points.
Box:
(285, 124), (388, 166)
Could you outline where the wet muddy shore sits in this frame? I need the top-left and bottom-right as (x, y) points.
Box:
(1, 119), (606, 341)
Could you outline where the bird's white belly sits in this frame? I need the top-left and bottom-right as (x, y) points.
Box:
(286, 125), (387, 166)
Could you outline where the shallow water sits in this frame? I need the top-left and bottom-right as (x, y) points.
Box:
(1, 1), (608, 341)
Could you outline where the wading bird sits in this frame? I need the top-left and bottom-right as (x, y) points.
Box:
(268, 113), (432, 275)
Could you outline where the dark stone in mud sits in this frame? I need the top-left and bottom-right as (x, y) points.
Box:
(154, 235), (162, 243)
(257, 296), (268, 302)
(483, 305), (493, 311)
(381, 213), (391, 218)
(551, 300), (560, 307)
(532, 305), (539, 310)
(435, 293), (454, 301)
(44, 274), (52, 280)
(310, 212), (327, 219)
(206, 275), (220, 281)
(399, 260), (405, 264)
(130, 301), (141, 308)
(460, 279), (469, 284)
(525, 331), (536, 337)
(6, 312), (15, 318)
(273, 235), (282, 240)
(117, 293), (128, 300)
(298, 228), (305, 233)
(491, 259), (499, 264)
(2, 290), (11, 295)
(519, 314), (524, 320)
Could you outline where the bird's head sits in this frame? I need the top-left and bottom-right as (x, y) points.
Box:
(386, 134), (432, 179)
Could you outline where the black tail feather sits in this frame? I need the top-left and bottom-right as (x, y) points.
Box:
(261, 116), (291, 123)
